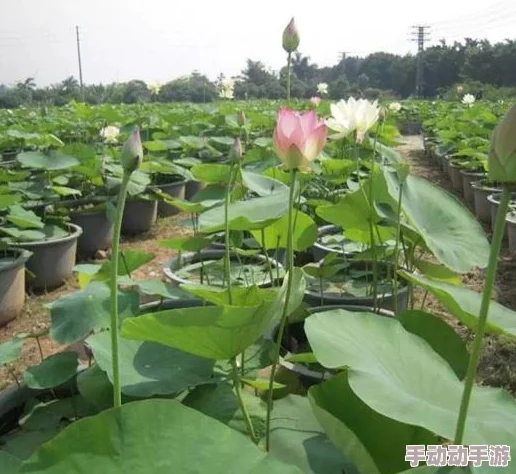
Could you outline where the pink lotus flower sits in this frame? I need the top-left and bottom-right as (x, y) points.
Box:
(273, 108), (328, 172)
(310, 96), (321, 108)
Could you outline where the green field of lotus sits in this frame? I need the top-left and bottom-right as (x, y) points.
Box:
(1, 20), (516, 474)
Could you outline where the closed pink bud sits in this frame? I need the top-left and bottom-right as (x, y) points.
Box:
(121, 127), (143, 173)
(282, 18), (300, 53)
(273, 108), (327, 172)
(237, 110), (246, 127)
(229, 137), (243, 163)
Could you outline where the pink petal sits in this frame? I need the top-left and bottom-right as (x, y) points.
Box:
(278, 108), (298, 139)
(302, 123), (328, 160)
(299, 110), (317, 135)
(273, 127), (287, 159)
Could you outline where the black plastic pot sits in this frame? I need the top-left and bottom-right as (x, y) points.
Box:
(461, 170), (485, 204)
(271, 305), (394, 388)
(152, 180), (187, 217)
(303, 259), (409, 312)
(14, 223), (82, 290)
(185, 180), (206, 201)
(71, 210), (114, 258)
(0, 249), (30, 326)
(472, 181), (502, 224)
(448, 163), (464, 193)
(400, 122), (421, 135)
(163, 249), (282, 288)
(122, 199), (157, 235)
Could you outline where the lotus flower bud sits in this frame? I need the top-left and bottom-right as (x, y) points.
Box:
(237, 110), (246, 127)
(282, 18), (300, 53)
(229, 137), (243, 163)
(488, 104), (516, 183)
(121, 127), (143, 173)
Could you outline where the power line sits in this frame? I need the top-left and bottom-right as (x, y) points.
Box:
(411, 25), (431, 98)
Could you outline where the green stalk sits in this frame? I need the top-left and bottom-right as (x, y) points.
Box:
(110, 172), (131, 409)
(230, 357), (256, 442)
(393, 183), (403, 316)
(265, 169), (298, 452)
(286, 52), (292, 103)
(224, 165), (235, 305)
(454, 187), (510, 444)
(261, 228), (275, 287)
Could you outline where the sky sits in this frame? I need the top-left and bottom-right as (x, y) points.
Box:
(0, 0), (515, 86)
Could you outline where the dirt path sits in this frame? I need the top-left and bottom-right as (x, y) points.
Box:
(0, 214), (191, 390)
(396, 136), (516, 394)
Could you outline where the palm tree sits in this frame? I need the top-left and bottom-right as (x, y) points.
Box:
(16, 77), (36, 102)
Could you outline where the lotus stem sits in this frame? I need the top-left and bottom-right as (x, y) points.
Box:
(230, 357), (256, 442)
(286, 52), (292, 103)
(224, 165), (235, 304)
(110, 171), (132, 409)
(454, 186), (510, 444)
(393, 183), (404, 315)
(265, 169), (298, 451)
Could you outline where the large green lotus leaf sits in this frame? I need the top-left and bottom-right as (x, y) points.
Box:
(90, 250), (154, 283)
(316, 188), (375, 231)
(76, 364), (113, 411)
(0, 451), (21, 474)
(309, 371), (438, 474)
(191, 163), (231, 184)
(17, 151), (79, 170)
(180, 284), (277, 306)
(6, 205), (44, 229)
(199, 193), (289, 233)
(24, 352), (79, 389)
(266, 394), (356, 474)
(250, 210), (318, 251)
(380, 169), (489, 272)
(399, 271), (516, 338)
(304, 309), (516, 448)
(0, 337), (24, 365)
(397, 310), (469, 380)
(122, 268), (305, 360)
(240, 169), (289, 196)
(49, 282), (140, 344)
(87, 332), (214, 397)
(16, 400), (303, 474)
(0, 194), (21, 209)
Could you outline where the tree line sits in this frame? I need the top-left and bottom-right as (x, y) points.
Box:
(1, 37), (515, 108)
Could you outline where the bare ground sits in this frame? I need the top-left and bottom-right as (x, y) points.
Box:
(397, 135), (516, 394)
(0, 213), (192, 390)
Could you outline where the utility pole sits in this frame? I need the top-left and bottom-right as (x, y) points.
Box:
(76, 25), (84, 99)
(411, 25), (430, 98)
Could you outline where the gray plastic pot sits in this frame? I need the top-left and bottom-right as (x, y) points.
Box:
(71, 210), (114, 258)
(185, 180), (206, 201)
(152, 180), (187, 217)
(488, 193), (516, 239)
(0, 249), (29, 326)
(448, 164), (464, 193)
(122, 199), (157, 235)
(303, 259), (409, 312)
(507, 212), (516, 256)
(472, 181), (502, 224)
(312, 225), (361, 262)
(271, 305), (394, 388)
(14, 223), (82, 290)
(461, 170), (485, 204)
(163, 249), (282, 288)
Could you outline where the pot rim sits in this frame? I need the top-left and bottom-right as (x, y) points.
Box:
(163, 249), (283, 287)
(11, 223), (83, 249)
(0, 247), (31, 273)
(471, 180), (502, 193)
(148, 179), (188, 191)
(313, 224), (358, 256)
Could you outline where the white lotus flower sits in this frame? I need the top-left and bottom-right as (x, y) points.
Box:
(327, 97), (380, 141)
(462, 94), (476, 106)
(317, 83), (328, 95)
(6, 109), (13, 116)
(388, 102), (402, 112)
(28, 111), (37, 119)
(219, 77), (235, 100)
(100, 125), (120, 144)
(147, 81), (162, 95)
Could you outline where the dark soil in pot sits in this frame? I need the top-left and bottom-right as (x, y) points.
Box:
(122, 199), (157, 235)
(0, 249), (29, 326)
(472, 180), (502, 224)
(312, 225), (363, 262)
(303, 259), (409, 312)
(163, 249), (284, 288)
(270, 305), (394, 389)
(13, 223), (82, 291)
(71, 209), (114, 258)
